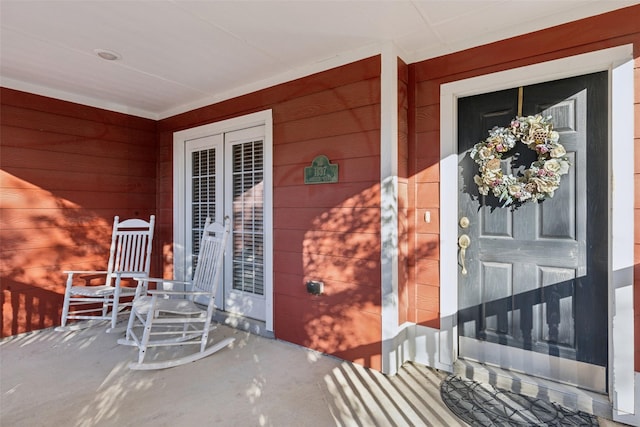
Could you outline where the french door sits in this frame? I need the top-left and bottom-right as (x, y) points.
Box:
(184, 125), (267, 322)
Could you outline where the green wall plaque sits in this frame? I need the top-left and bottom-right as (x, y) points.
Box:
(304, 155), (338, 184)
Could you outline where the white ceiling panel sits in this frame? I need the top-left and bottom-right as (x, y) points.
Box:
(415, 0), (639, 58)
(1, 0), (637, 119)
(414, 0), (504, 26)
(1, 24), (207, 115)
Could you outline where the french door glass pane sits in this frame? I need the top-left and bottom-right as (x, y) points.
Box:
(191, 148), (216, 274)
(232, 140), (264, 295)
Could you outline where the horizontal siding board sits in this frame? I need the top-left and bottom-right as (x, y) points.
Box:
(416, 283), (439, 313)
(273, 78), (380, 124)
(1, 187), (155, 210)
(274, 250), (380, 287)
(273, 207), (380, 233)
(313, 293), (381, 318)
(1, 105), (156, 145)
(273, 295), (306, 338)
(273, 250), (305, 276)
(324, 280), (382, 315)
(325, 308), (382, 343)
(1, 146), (155, 178)
(275, 276), (381, 312)
(1, 126), (154, 161)
(415, 182), (439, 208)
(414, 105), (439, 133)
(275, 272), (313, 299)
(275, 228), (381, 261)
(274, 182), (380, 209)
(1, 167), (155, 193)
(0, 234), (110, 258)
(2, 245), (100, 269)
(415, 233), (440, 260)
(339, 156), (380, 182)
(273, 54), (380, 101)
(415, 259), (439, 286)
(414, 80), (441, 109)
(415, 130), (440, 160)
(273, 130), (380, 166)
(273, 104), (380, 144)
(416, 309), (440, 329)
(272, 162), (305, 187)
(0, 208), (139, 230)
(0, 88), (156, 131)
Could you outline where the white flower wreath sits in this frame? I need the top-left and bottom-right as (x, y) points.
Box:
(470, 114), (570, 207)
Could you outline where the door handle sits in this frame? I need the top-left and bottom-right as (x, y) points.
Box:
(458, 234), (471, 276)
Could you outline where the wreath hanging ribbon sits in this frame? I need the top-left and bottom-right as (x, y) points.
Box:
(470, 114), (570, 207)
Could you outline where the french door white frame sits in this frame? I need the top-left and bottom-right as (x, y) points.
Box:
(437, 45), (634, 419)
(173, 109), (274, 332)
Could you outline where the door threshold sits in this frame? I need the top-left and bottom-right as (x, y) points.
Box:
(213, 310), (274, 339)
(453, 359), (612, 420)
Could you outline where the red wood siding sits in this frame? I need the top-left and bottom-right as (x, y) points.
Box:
(407, 5), (640, 363)
(158, 57), (384, 369)
(0, 88), (157, 337)
(409, 82), (441, 329)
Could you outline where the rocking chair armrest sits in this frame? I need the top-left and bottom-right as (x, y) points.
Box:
(134, 277), (191, 286)
(63, 270), (109, 275)
(62, 270), (110, 288)
(133, 277), (194, 296)
(147, 289), (213, 297)
(64, 271), (145, 288)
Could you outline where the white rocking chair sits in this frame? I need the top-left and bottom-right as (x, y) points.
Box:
(117, 217), (234, 370)
(56, 216), (155, 332)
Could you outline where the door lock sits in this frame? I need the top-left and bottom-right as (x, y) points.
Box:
(458, 234), (471, 276)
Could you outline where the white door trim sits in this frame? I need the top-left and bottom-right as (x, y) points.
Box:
(438, 45), (634, 417)
(173, 109), (274, 332)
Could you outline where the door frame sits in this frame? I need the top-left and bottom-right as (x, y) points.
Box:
(438, 45), (634, 415)
(172, 109), (274, 332)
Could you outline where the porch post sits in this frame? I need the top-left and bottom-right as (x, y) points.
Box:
(380, 42), (402, 375)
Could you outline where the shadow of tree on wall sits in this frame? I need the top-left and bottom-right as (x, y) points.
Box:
(291, 175), (439, 367)
(1, 172), (113, 337)
(301, 186), (382, 365)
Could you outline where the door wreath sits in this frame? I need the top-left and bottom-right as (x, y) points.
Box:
(470, 114), (570, 207)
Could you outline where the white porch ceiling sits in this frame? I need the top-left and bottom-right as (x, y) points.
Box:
(1, 0), (637, 119)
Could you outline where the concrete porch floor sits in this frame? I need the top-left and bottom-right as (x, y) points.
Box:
(1, 322), (468, 427)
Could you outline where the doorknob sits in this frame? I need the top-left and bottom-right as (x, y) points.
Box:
(458, 234), (471, 276)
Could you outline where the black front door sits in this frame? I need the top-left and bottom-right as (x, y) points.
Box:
(457, 72), (608, 392)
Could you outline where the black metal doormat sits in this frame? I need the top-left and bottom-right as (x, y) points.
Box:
(440, 375), (599, 426)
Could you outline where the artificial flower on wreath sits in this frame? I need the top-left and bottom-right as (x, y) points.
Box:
(470, 114), (570, 207)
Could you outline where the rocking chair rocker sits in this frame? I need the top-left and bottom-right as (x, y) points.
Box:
(56, 215), (155, 332)
(117, 217), (234, 370)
